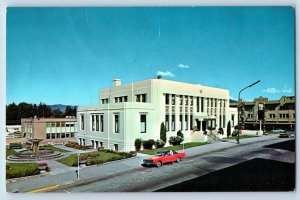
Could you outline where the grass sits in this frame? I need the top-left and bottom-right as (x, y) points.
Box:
(6, 163), (40, 179)
(57, 151), (130, 167)
(6, 149), (17, 158)
(42, 145), (70, 153)
(226, 135), (258, 140)
(140, 142), (209, 155)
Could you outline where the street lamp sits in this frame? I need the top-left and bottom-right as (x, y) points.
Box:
(237, 80), (260, 144)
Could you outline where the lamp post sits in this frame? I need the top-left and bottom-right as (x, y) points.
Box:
(237, 80), (260, 144)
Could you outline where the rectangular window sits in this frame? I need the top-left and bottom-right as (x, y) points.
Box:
(71, 132), (75, 137)
(91, 115), (95, 131)
(185, 115), (188, 130)
(140, 115), (147, 133)
(190, 115), (193, 130)
(180, 115), (183, 130)
(114, 144), (119, 152)
(80, 114), (84, 130)
(215, 99), (217, 107)
(114, 114), (119, 133)
(165, 94), (170, 105)
(171, 94), (175, 105)
(231, 114), (235, 126)
(136, 95), (141, 102)
(114, 97), (118, 103)
(46, 122), (51, 127)
(185, 96), (188, 106)
(180, 95), (183, 105)
(219, 115), (222, 128)
(171, 115), (175, 131)
(51, 133), (55, 139)
(46, 134), (50, 139)
(196, 97), (200, 112)
(96, 115), (99, 131)
(56, 122), (60, 127)
(190, 97), (193, 106)
(211, 98), (213, 107)
(61, 133), (65, 138)
(141, 94), (147, 102)
(100, 115), (104, 132)
(201, 97), (204, 112)
(207, 98), (209, 107)
(124, 96), (128, 102)
(56, 133), (60, 138)
(165, 115), (169, 131)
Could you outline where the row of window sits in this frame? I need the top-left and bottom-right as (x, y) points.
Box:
(46, 122), (75, 127)
(80, 113), (147, 134)
(101, 93), (148, 104)
(46, 132), (75, 139)
(165, 114), (193, 131)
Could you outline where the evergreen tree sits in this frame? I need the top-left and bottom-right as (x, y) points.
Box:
(227, 121), (231, 137)
(160, 122), (167, 143)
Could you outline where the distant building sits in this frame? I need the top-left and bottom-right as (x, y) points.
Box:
(77, 78), (231, 152)
(21, 118), (77, 144)
(230, 96), (295, 131)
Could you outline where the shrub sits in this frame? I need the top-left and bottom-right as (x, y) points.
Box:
(227, 121), (231, 137)
(142, 139), (155, 150)
(155, 139), (166, 148)
(134, 138), (142, 151)
(160, 122), (167, 143)
(177, 130), (184, 140)
(169, 136), (183, 146)
(218, 128), (224, 135)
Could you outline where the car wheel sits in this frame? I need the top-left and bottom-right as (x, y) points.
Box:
(176, 157), (181, 163)
(157, 161), (162, 167)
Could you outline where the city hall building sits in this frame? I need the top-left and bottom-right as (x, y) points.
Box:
(77, 79), (231, 152)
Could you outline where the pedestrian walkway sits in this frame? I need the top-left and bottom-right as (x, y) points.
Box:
(6, 134), (286, 193)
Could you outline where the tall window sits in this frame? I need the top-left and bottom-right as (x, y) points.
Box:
(141, 94), (147, 102)
(100, 115), (104, 132)
(91, 115), (95, 131)
(96, 115), (99, 131)
(140, 115), (147, 133)
(185, 115), (188, 130)
(171, 115), (175, 131)
(165, 115), (169, 131)
(180, 115), (183, 130)
(197, 97), (200, 112)
(165, 94), (170, 105)
(190, 97), (193, 106)
(180, 95), (183, 105)
(114, 114), (119, 133)
(171, 94), (175, 105)
(201, 97), (204, 112)
(185, 96), (188, 106)
(190, 115), (193, 130)
(80, 114), (84, 130)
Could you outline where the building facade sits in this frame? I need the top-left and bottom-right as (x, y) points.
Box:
(230, 96), (295, 131)
(77, 79), (231, 152)
(21, 117), (77, 144)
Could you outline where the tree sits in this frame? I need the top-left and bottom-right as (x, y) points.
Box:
(160, 122), (167, 143)
(52, 108), (63, 118)
(64, 106), (76, 117)
(227, 121), (231, 137)
(177, 130), (184, 141)
(134, 138), (142, 151)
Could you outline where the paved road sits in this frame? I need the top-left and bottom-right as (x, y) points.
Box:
(51, 136), (295, 192)
(6, 135), (294, 192)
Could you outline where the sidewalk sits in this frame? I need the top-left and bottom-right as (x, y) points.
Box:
(6, 134), (283, 193)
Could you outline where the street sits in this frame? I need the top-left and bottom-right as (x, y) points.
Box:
(46, 136), (295, 192)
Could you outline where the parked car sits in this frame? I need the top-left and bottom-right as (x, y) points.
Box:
(141, 150), (186, 167)
(279, 131), (294, 138)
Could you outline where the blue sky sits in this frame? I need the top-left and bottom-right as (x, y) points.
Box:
(7, 7), (295, 106)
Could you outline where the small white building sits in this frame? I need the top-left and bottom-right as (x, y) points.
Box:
(77, 79), (231, 151)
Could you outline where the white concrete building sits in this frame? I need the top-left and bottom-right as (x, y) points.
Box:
(77, 79), (231, 151)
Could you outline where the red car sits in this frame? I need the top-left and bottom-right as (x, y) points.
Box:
(142, 150), (186, 167)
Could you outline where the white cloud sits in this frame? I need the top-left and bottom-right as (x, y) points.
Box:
(157, 71), (175, 77)
(177, 64), (190, 69)
(262, 88), (281, 94)
(263, 86), (293, 94)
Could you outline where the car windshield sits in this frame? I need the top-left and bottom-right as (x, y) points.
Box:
(156, 152), (166, 156)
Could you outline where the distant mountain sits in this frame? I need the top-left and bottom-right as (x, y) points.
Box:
(50, 104), (76, 112)
(230, 99), (237, 104)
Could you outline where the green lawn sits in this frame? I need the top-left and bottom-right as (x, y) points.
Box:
(6, 163), (40, 179)
(6, 149), (17, 158)
(57, 151), (131, 167)
(226, 135), (258, 140)
(140, 142), (209, 155)
(42, 145), (70, 153)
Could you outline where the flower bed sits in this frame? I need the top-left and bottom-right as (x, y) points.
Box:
(57, 150), (134, 167)
(6, 163), (40, 179)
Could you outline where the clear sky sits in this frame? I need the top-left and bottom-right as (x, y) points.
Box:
(7, 7), (295, 106)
